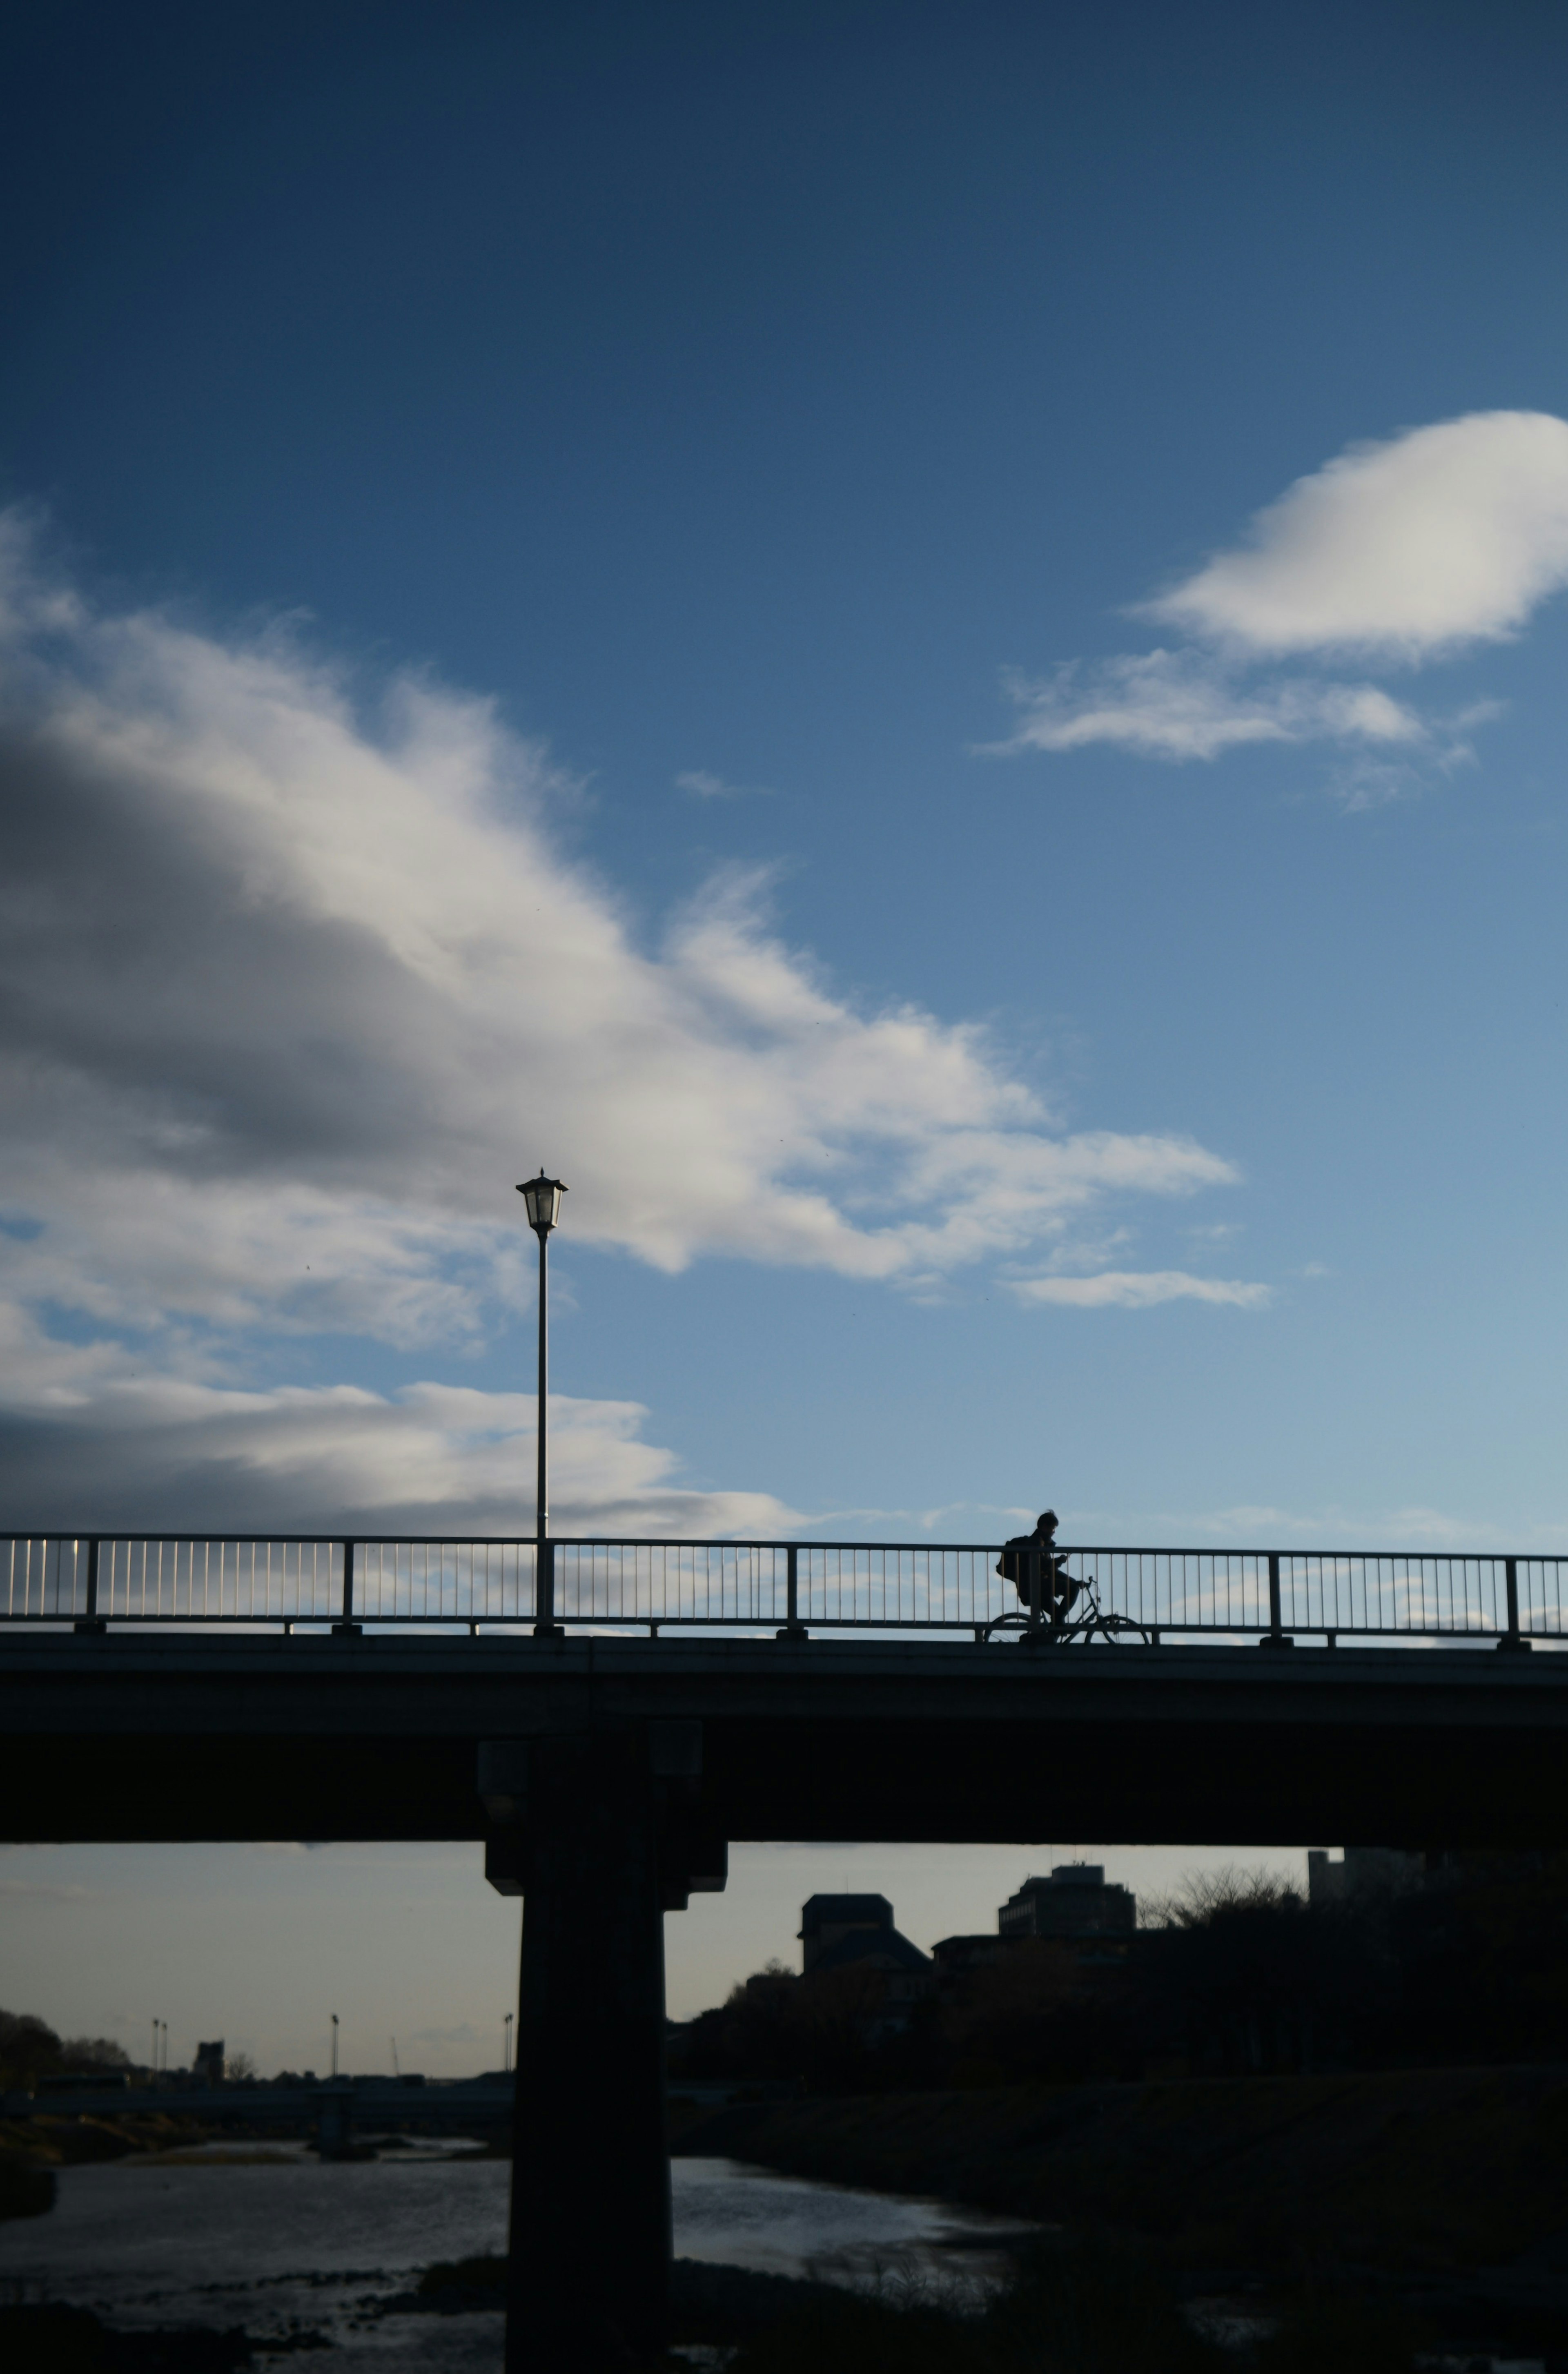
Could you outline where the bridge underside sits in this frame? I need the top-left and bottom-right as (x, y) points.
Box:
(2, 1630), (1564, 1848)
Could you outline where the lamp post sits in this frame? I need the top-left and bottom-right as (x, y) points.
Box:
(516, 1171), (568, 1635)
(330, 2013), (339, 2080)
(503, 2010), (514, 2074)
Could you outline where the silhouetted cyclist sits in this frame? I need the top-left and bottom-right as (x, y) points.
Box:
(997, 1510), (1080, 1625)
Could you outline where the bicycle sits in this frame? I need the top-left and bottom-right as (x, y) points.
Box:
(982, 1572), (1150, 1647)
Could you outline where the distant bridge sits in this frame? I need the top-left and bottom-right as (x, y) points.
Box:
(5, 1530), (1565, 2372)
(0, 2077), (514, 2155)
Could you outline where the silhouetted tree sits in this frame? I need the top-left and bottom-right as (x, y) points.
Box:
(0, 2011), (131, 2090)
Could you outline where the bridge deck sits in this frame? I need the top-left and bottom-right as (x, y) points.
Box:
(0, 2079), (512, 2126)
(4, 1630), (1565, 1846)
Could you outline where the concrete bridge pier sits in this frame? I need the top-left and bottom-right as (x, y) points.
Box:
(313, 2082), (357, 2160)
(486, 1723), (724, 2374)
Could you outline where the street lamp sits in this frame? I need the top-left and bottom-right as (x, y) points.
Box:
(516, 1172), (568, 1635)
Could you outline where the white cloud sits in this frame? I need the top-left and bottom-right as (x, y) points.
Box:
(0, 1309), (796, 1536)
(1012, 1270), (1270, 1309)
(0, 516), (1243, 1351)
(676, 768), (773, 798)
(991, 650), (1426, 763)
(1147, 411), (1568, 658)
(0, 519), (1256, 1524)
(995, 412), (1568, 776)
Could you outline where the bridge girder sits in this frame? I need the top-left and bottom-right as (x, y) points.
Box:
(2, 1631), (1565, 1849)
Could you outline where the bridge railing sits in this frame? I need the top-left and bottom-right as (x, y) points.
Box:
(1, 1533), (1561, 1643)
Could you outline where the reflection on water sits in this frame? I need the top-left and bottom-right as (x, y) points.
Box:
(0, 2148), (508, 2370)
(675, 2156), (1025, 2292)
(0, 2148), (1024, 2367)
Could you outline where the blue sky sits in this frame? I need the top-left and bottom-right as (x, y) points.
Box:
(5, 0), (1568, 2049)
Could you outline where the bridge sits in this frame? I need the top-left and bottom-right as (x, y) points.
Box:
(0, 2075), (516, 2156)
(4, 1529), (1566, 2370)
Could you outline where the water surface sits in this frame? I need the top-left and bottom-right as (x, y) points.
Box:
(0, 2147), (1022, 2366)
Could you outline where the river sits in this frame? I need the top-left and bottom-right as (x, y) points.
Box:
(0, 2142), (1027, 2366)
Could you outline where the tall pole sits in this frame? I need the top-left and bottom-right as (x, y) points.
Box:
(536, 1220), (548, 1576)
(517, 1175), (566, 1637)
(534, 1222), (558, 1634)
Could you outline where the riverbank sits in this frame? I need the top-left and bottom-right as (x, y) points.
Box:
(1, 2111), (220, 2171)
(673, 2064), (1568, 2284)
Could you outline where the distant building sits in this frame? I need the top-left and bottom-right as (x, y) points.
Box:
(928, 1935), (1005, 1981)
(797, 1894), (933, 2004)
(1307, 1847), (1425, 1906)
(998, 1865), (1136, 1956)
(931, 1865), (1137, 1991)
(192, 2040), (226, 2086)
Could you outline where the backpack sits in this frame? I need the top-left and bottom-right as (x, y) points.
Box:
(996, 1534), (1037, 1588)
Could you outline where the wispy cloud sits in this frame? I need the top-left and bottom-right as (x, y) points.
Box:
(0, 1316), (802, 1534)
(1012, 1270), (1270, 1309)
(1158, 1502), (1560, 1551)
(676, 768), (773, 799)
(991, 650), (1426, 764)
(993, 411), (1568, 776)
(0, 1876), (93, 1903)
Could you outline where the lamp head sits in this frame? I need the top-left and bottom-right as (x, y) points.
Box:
(517, 1170), (568, 1238)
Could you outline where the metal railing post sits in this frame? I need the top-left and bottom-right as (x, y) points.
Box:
(776, 1543), (807, 1639)
(1025, 1545), (1045, 1637)
(333, 1540), (361, 1636)
(74, 1536), (104, 1634)
(1499, 1556), (1531, 1652)
(1260, 1552), (1293, 1650)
